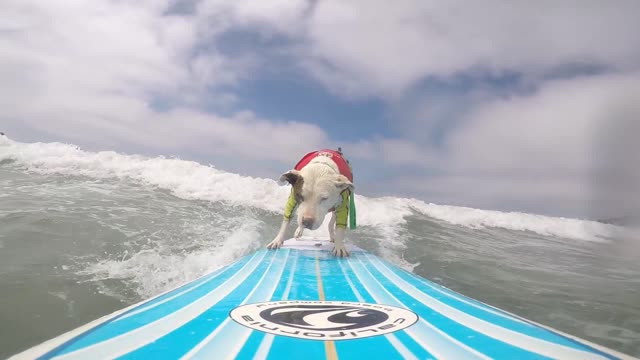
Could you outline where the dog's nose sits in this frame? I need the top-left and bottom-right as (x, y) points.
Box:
(302, 217), (314, 228)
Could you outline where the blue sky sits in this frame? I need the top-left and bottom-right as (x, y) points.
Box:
(2, 0), (640, 219)
(235, 67), (391, 142)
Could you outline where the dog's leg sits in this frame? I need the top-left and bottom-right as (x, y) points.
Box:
(332, 227), (350, 257)
(294, 225), (304, 239)
(328, 212), (336, 243)
(267, 219), (289, 249)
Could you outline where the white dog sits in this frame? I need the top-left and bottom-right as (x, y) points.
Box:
(266, 149), (354, 257)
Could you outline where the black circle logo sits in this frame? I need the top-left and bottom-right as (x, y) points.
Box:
(229, 301), (418, 340)
(260, 304), (389, 331)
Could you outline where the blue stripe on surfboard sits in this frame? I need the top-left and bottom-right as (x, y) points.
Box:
(111, 260), (238, 322)
(234, 251), (299, 360)
(235, 330), (269, 360)
(39, 252), (260, 358)
(368, 253), (608, 353)
(182, 250), (292, 359)
(374, 255), (534, 325)
(265, 251), (325, 360)
(346, 256), (488, 359)
(57, 251), (268, 360)
(367, 254), (618, 360)
(337, 258), (433, 360)
(31, 245), (621, 360)
(318, 255), (414, 360)
(354, 253), (548, 359)
(116, 250), (283, 359)
(251, 251), (300, 360)
(336, 259), (428, 360)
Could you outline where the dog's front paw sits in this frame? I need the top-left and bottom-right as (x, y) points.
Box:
(266, 238), (284, 249)
(332, 244), (350, 257)
(294, 226), (304, 239)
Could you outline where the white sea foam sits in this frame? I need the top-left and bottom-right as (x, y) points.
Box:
(79, 222), (262, 298)
(0, 137), (622, 244)
(406, 200), (620, 242)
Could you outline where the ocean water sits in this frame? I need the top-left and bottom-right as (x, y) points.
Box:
(1, 135), (639, 358)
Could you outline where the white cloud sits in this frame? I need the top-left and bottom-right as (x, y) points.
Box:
(397, 73), (640, 217)
(197, 0), (310, 35)
(2, 0), (640, 218)
(447, 73), (640, 175)
(0, 0), (326, 175)
(303, 0), (640, 97)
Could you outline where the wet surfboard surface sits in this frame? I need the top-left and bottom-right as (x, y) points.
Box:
(12, 238), (633, 359)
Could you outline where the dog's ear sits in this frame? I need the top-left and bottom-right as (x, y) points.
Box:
(279, 170), (302, 185)
(334, 174), (354, 192)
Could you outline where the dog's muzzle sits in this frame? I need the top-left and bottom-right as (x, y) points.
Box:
(302, 217), (314, 229)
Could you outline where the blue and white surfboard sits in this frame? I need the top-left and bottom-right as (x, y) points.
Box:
(12, 238), (634, 360)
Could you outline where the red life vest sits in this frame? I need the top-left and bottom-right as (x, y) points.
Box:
(294, 149), (353, 181)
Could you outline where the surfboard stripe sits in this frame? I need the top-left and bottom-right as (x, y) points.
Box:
(116, 253), (258, 322)
(378, 253), (622, 357)
(336, 259), (420, 360)
(370, 253), (606, 350)
(117, 250), (282, 360)
(48, 251), (270, 360)
(12, 239), (628, 360)
(253, 252), (300, 360)
(337, 257), (433, 360)
(320, 255), (415, 360)
(179, 249), (291, 359)
(347, 256), (490, 360)
(314, 253), (339, 360)
(359, 254), (550, 359)
(198, 249), (293, 358)
(38, 252), (259, 359)
(364, 253), (614, 360)
(264, 252), (326, 360)
(253, 330), (276, 360)
(374, 255), (534, 326)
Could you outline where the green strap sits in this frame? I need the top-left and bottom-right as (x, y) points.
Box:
(349, 191), (356, 229)
(282, 188), (297, 220)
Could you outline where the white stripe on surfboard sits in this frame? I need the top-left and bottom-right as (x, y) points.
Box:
(52, 251), (270, 360)
(383, 256), (532, 326)
(181, 250), (291, 359)
(116, 253), (260, 322)
(337, 259), (365, 302)
(337, 259), (418, 360)
(289, 238), (526, 325)
(348, 256), (490, 360)
(10, 254), (260, 360)
(366, 253), (609, 360)
(253, 251), (300, 360)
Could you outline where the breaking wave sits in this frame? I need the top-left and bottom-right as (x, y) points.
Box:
(0, 136), (621, 244)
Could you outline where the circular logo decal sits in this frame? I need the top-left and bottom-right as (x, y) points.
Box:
(229, 300), (418, 340)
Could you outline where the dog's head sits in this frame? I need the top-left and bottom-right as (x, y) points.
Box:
(281, 169), (353, 230)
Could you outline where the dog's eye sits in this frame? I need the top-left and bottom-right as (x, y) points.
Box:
(320, 196), (329, 202)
